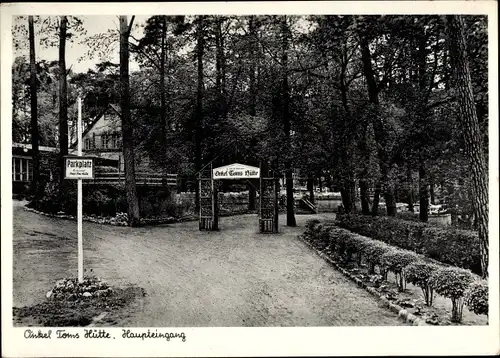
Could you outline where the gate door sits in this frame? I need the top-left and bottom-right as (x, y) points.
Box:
(199, 163), (218, 230)
(259, 165), (278, 233)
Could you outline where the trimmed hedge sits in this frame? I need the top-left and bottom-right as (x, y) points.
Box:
(381, 249), (419, 291)
(302, 220), (486, 322)
(335, 214), (482, 276)
(429, 267), (475, 322)
(464, 281), (488, 316)
(404, 262), (439, 306)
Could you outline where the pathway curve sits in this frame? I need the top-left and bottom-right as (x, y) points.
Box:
(13, 202), (406, 326)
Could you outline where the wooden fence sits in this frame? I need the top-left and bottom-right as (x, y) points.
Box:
(83, 173), (178, 187)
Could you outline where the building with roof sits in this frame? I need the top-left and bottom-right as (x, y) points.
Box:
(69, 103), (123, 170)
(68, 103), (151, 172)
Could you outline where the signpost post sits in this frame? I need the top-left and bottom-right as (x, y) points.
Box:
(64, 94), (94, 283)
(77, 96), (83, 283)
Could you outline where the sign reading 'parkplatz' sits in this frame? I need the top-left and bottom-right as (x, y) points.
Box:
(213, 163), (260, 180)
(65, 156), (94, 179)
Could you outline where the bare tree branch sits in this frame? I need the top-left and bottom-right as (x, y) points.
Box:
(127, 16), (135, 36)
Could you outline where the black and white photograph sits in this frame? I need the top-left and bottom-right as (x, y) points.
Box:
(1, 1), (499, 357)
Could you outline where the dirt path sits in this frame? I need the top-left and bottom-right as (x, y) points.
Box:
(13, 202), (406, 326)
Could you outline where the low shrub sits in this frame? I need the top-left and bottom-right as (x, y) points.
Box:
(32, 180), (78, 215)
(464, 281), (488, 316)
(344, 234), (367, 266)
(429, 267), (475, 322)
(329, 228), (350, 259)
(305, 219), (321, 232)
(380, 250), (419, 291)
(395, 211), (421, 222)
(404, 261), (439, 306)
(139, 199), (154, 218)
(34, 181), (61, 214)
(302, 219), (483, 323)
(363, 240), (392, 275)
(115, 195), (128, 213)
(316, 225), (334, 251)
(336, 214), (482, 276)
(84, 189), (116, 217)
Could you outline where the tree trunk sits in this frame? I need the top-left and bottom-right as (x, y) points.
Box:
(359, 32), (394, 216)
(350, 177), (357, 212)
(415, 28), (430, 222)
(28, 16), (41, 201)
(430, 176), (436, 205)
(247, 16), (258, 211)
(215, 16), (226, 110)
(419, 159), (429, 222)
(359, 179), (370, 214)
(446, 15), (489, 278)
(279, 16), (296, 227)
(120, 16), (141, 227)
(339, 65), (357, 214)
(340, 188), (352, 213)
(358, 124), (371, 215)
(248, 16), (257, 117)
(371, 181), (382, 216)
(325, 173), (332, 191)
(194, 16), (205, 213)
(307, 174), (315, 204)
(160, 16), (167, 168)
(384, 187), (396, 216)
(58, 16), (68, 184)
(407, 165), (414, 212)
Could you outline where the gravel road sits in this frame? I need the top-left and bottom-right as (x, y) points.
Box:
(13, 202), (405, 326)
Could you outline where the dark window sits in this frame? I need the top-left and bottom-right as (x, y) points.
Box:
(22, 158), (29, 181)
(15, 158), (21, 181)
(112, 133), (121, 148)
(102, 135), (109, 149)
(13, 158), (22, 181)
(28, 160), (33, 181)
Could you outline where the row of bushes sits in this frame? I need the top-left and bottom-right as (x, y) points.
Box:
(335, 214), (482, 276)
(31, 181), (254, 221)
(29, 180), (185, 219)
(303, 220), (487, 323)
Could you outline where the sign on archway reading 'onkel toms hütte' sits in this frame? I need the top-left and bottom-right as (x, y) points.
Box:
(64, 156), (94, 179)
(212, 163), (260, 179)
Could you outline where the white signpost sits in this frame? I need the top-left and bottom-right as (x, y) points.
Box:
(212, 163), (260, 180)
(64, 96), (93, 283)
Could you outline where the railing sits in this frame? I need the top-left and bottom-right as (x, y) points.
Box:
(83, 173), (177, 187)
(300, 197), (317, 213)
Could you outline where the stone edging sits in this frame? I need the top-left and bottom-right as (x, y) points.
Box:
(297, 235), (428, 326)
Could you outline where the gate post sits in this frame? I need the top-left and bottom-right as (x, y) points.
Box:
(199, 162), (217, 231)
(259, 161), (279, 234)
(213, 177), (219, 230)
(274, 177), (279, 233)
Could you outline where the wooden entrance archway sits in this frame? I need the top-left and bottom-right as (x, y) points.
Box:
(198, 161), (279, 233)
